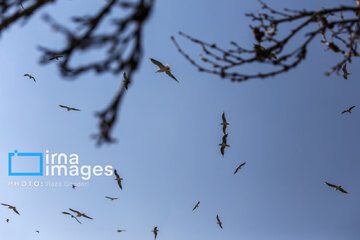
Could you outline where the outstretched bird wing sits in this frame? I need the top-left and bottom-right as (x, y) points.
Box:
(220, 146), (225, 156)
(192, 201), (200, 211)
(165, 71), (179, 82)
(339, 187), (348, 194)
(12, 208), (20, 215)
(59, 105), (69, 110)
(69, 107), (81, 111)
(325, 182), (337, 188)
(114, 169), (120, 179)
(69, 208), (81, 215)
(1, 203), (11, 207)
(349, 106), (355, 111)
(82, 214), (93, 220)
(73, 216), (82, 224)
(150, 58), (165, 68)
(222, 112), (227, 123)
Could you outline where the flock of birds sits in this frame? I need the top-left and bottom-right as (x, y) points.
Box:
(3, 25), (356, 237)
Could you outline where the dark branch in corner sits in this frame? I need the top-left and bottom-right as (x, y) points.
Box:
(172, 0), (360, 82)
(38, 0), (154, 145)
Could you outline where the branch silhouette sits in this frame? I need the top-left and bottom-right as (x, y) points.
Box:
(172, 0), (360, 82)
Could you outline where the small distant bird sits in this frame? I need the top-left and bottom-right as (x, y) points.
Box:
(342, 64), (351, 79)
(123, 72), (130, 90)
(72, 184), (76, 189)
(325, 182), (348, 194)
(6, 219), (9, 223)
(341, 106), (355, 114)
(24, 74), (36, 82)
(49, 55), (63, 61)
(1, 204), (20, 215)
(117, 229), (126, 232)
(35, 230), (40, 234)
(69, 208), (93, 220)
(221, 112), (230, 134)
(62, 211), (82, 224)
(114, 169), (123, 190)
(216, 215), (223, 229)
(59, 105), (81, 111)
(105, 196), (118, 201)
(219, 134), (230, 157)
(234, 162), (247, 175)
(192, 201), (200, 211)
(152, 226), (159, 240)
(150, 58), (179, 82)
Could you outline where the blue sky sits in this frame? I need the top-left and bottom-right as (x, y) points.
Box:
(0, 0), (359, 239)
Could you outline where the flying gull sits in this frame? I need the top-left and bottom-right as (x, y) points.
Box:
(325, 182), (348, 194)
(1, 204), (20, 215)
(150, 58), (179, 82)
(221, 112), (230, 134)
(69, 208), (93, 220)
(152, 226), (159, 240)
(114, 169), (123, 190)
(192, 201), (200, 211)
(341, 106), (355, 114)
(105, 196), (118, 201)
(219, 133), (230, 157)
(24, 74), (36, 83)
(234, 162), (247, 175)
(216, 215), (223, 229)
(59, 105), (81, 111)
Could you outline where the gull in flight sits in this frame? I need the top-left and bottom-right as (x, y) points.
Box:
(150, 58), (179, 82)
(35, 230), (40, 234)
(69, 208), (93, 220)
(342, 64), (351, 79)
(6, 219), (9, 223)
(221, 112), (230, 134)
(24, 74), (36, 83)
(72, 184), (76, 189)
(117, 229), (126, 232)
(325, 182), (348, 194)
(219, 133), (230, 157)
(62, 211), (82, 224)
(105, 196), (118, 201)
(192, 201), (200, 211)
(49, 55), (63, 61)
(123, 72), (130, 90)
(1, 204), (20, 215)
(59, 105), (81, 111)
(216, 215), (223, 229)
(234, 162), (247, 175)
(341, 106), (355, 114)
(152, 226), (159, 240)
(114, 169), (123, 190)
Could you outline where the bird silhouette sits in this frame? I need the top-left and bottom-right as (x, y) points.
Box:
(219, 133), (230, 156)
(192, 201), (200, 211)
(59, 105), (81, 111)
(24, 74), (36, 82)
(114, 169), (123, 190)
(49, 55), (63, 61)
(325, 182), (348, 194)
(117, 229), (126, 232)
(234, 162), (247, 175)
(150, 58), (179, 82)
(152, 226), (159, 240)
(216, 215), (223, 229)
(341, 106), (355, 114)
(35, 230), (40, 234)
(72, 184), (76, 189)
(1, 204), (20, 215)
(342, 64), (351, 79)
(123, 72), (130, 90)
(221, 112), (230, 134)
(105, 196), (118, 201)
(62, 211), (82, 224)
(69, 208), (93, 220)
(6, 218), (9, 223)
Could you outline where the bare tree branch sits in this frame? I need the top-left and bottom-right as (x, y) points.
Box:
(172, 0), (360, 82)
